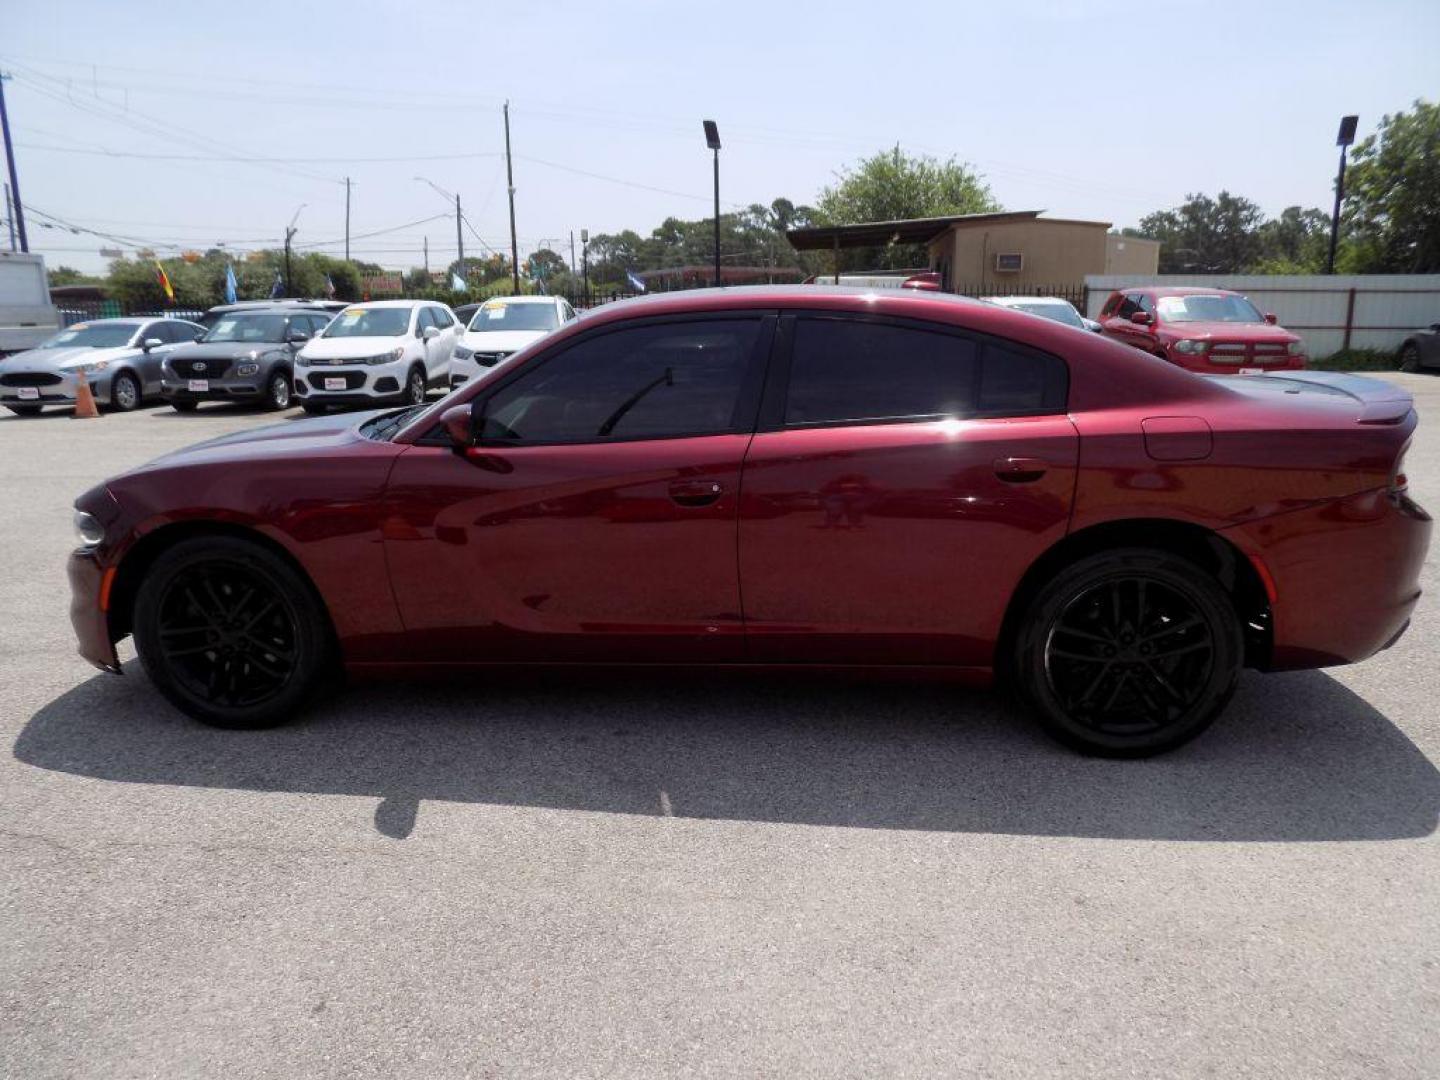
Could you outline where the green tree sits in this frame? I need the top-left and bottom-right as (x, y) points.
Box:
(47, 266), (94, 287)
(524, 248), (567, 282)
(1251, 206), (1331, 273)
(1135, 191), (1265, 272)
(1343, 100), (1440, 272)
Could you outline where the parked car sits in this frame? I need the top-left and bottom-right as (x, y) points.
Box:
(293, 300), (460, 412)
(197, 299), (346, 330)
(1398, 322), (1440, 372)
(449, 295), (576, 389)
(160, 307), (334, 412)
(0, 317), (204, 416)
(1097, 287), (1306, 373)
(982, 295), (1101, 332)
(67, 287), (1429, 757)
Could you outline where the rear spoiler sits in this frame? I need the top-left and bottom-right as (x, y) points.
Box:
(1262, 370), (1414, 425)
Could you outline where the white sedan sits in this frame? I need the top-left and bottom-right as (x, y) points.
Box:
(449, 296), (576, 389)
(294, 300), (460, 413)
(981, 295), (1101, 333)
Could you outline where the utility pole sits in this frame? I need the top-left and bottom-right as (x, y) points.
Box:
(581, 229), (590, 307)
(455, 193), (465, 287)
(0, 73), (29, 252)
(423, 236), (429, 275)
(504, 100), (519, 295)
(284, 203), (305, 298)
(1327, 115), (1359, 275)
(344, 177), (351, 262)
(3, 182), (15, 251)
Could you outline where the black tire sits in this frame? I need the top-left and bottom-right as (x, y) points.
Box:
(403, 365), (427, 406)
(1398, 344), (1421, 373)
(1012, 547), (1243, 757)
(170, 400), (199, 413)
(110, 371), (141, 412)
(263, 370), (293, 411)
(6, 404), (42, 417)
(301, 402), (328, 415)
(132, 535), (332, 729)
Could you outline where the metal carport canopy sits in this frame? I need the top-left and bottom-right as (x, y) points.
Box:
(785, 210), (1045, 251)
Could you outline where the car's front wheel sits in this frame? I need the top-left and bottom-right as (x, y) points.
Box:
(1012, 548), (1243, 757)
(263, 371), (292, 411)
(133, 535), (332, 728)
(403, 365), (427, 406)
(110, 371), (141, 412)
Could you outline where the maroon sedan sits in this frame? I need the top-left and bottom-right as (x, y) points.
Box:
(1098, 286), (1308, 373)
(67, 287), (1429, 756)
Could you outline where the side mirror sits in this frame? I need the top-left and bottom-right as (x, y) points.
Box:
(193, 330), (206, 341)
(1129, 311), (1153, 326)
(287, 330), (310, 345)
(142, 337), (164, 351)
(441, 402), (474, 450)
(422, 325), (441, 341)
(1264, 312), (1278, 325)
(1082, 318), (1103, 333)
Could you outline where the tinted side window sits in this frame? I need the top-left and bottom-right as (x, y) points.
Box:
(1100, 294), (1121, 317)
(480, 319), (761, 444)
(430, 306), (452, 329)
(977, 342), (1068, 414)
(1137, 293), (1156, 315)
(415, 308), (434, 334)
(1116, 293), (1141, 318)
(785, 318), (977, 426)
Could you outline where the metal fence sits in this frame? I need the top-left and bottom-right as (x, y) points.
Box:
(951, 282), (1088, 307)
(58, 300), (207, 326)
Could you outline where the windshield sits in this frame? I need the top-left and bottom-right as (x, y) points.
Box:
(323, 307), (412, 338)
(1157, 294), (1264, 324)
(39, 323), (137, 348)
(1009, 302), (1083, 329)
(203, 313), (288, 343)
(468, 301), (558, 333)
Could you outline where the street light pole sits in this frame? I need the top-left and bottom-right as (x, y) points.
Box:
(1327, 114), (1359, 275)
(504, 101), (519, 295)
(703, 120), (721, 287)
(0, 73), (29, 253)
(581, 229), (589, 307)
(455, 193), (465, 289)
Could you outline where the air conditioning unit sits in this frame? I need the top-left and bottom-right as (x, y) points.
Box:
(994, 252), (1024, 273)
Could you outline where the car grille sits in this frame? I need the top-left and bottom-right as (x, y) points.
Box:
(172, 357), (233, 378)
(0, 372), (63, 387)
(307, 371), (366, 391)
(473, 351), (512, 367)
(1207, 342), (1288, 363)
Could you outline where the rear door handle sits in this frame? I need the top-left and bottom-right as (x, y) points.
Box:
(668, 479), (724, 507)
(993, 456), (1048, 483)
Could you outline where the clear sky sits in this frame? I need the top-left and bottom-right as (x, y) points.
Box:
(2, 0), (1436, 274)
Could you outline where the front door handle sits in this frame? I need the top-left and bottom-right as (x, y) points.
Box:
(993, 456), (1048, 483)
(668, 479), (724, 507)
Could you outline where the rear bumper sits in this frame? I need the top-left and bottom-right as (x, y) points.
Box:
(1224, 488), (1431, 669)
(67, 550), (121, 673)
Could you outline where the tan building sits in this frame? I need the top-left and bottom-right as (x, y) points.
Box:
(787, 210), (1160, 293)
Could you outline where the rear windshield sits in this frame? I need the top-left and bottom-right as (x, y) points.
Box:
(1158, 295), (1264, 323)
(1007, 302), (1083, 329)
(469, 301), (559, 333)
(203, 313), (287, 343)
(40, 324), (137, 348)
(324, 307), (412, 338)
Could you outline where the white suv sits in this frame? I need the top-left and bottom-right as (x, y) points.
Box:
(449, 295), (575, 389)
(295, 300), (460, 412)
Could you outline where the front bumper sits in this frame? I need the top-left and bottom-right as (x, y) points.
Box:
(160, 379), (263, 402)
(1225, 487), (1431, 669)
(0, 373), (105, 407)
(67, 549), (121, 673)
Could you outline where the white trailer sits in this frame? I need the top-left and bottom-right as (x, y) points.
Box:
(0, 251), (61, 357)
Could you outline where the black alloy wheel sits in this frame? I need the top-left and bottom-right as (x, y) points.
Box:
(133, 536), (331, 728)
(1014, 548), (1243, 756)
(265, 371), (293, 411)
(110, 371), (141, 411)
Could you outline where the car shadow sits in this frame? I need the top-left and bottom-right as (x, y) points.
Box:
(14, 665), (1438, 842)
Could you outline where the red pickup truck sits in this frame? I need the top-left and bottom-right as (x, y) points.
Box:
(1097, 286), (1307, 373)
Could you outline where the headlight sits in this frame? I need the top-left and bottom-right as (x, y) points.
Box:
(236, 362), (260, 376)
(366, 347), (405, 366)
(1172, 339), (1210, 355)
(1286, 340), (1306, 356)
(70, 360), (109, 374)
(296, 354), (312, 367)
(453, 346), (474, 361)
(73, 510), (105, 548)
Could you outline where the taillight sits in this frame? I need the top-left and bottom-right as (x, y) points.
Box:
(1390, 445), (1409, 496)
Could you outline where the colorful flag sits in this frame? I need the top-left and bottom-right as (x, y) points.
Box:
(223, 264), (238, 305)
(625, 269), (648, 293)
(155, 261), (175, 303)
(450, 271), (466, 291)
(270, 271), (284, 299)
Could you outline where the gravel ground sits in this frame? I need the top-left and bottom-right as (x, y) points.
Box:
(2, 381), (1437, 1079)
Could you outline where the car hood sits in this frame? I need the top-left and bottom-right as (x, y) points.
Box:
(0, 345), (136, 372)
(301, 336), (407, 360)
(169, 341), (279, 361)
(120, 410), (395, 477)
(459, 328), (549, 353)
(1163, 321), (1299, 342)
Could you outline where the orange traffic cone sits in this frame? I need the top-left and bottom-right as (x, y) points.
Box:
(73, 375), (101, 419)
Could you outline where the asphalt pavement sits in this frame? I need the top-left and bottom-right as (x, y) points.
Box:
(2, 382), (1437, 1079)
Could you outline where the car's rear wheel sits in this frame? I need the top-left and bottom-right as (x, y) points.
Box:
(110, 371), (141, 412)
(6, 404), (42, 417)
(264, 371), (292, 411)
(133, 536), (331, 728)
(1013, 548), (1243, 757)
(1399, 344), (1422, 373)
(404, 365), (426, 405)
